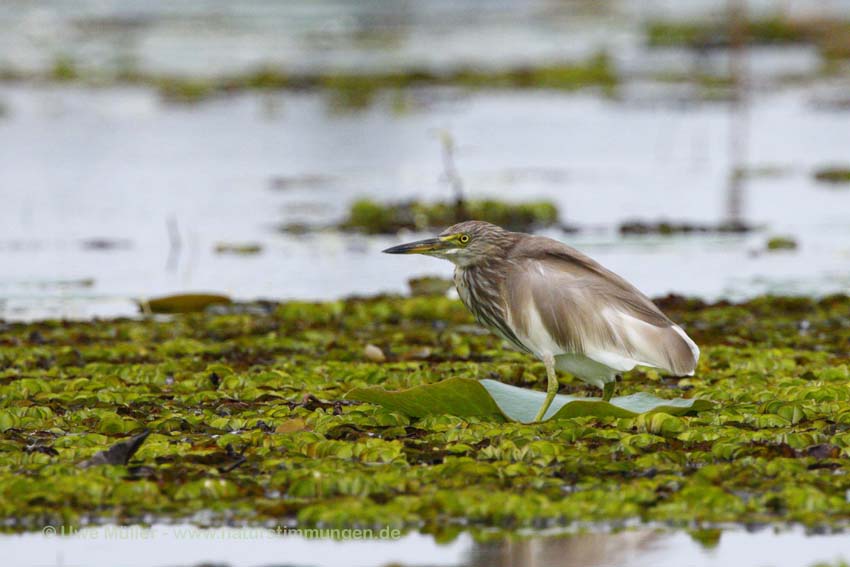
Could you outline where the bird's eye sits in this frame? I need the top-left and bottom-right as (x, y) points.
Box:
(459, 234), (470, 244)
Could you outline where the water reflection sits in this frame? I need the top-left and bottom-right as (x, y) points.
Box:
(467, 531), (663, 567)
(4, 526), (850, 567)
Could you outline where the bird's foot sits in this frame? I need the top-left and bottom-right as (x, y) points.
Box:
(602, 381), (615, 402)
(534, 391), (556, 423)
(535, 354), (559, 422)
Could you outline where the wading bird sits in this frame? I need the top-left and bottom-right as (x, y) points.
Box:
(384, 221), (699, 422)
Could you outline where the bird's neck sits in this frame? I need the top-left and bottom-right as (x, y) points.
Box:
(454, 260), (505, 292)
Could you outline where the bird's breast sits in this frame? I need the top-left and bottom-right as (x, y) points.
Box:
(453, 268), (472, 308)
(454, 266), (532, 354)
(454, 267), (486, 323)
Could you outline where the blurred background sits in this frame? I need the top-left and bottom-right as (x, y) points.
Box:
(1, 0), (849, 321)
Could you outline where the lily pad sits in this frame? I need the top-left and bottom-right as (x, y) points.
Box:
(347, 378), (713, 423)
(141, 293), (232, 314)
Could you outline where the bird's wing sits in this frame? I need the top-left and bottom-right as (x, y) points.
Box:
(504, 236), (699, 375)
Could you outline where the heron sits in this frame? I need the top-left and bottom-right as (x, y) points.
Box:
(383, 220), (699, 422)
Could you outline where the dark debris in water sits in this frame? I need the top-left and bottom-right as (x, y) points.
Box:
(619, 220), (754, 236)
(78, 430), (150, 468)
(80, 238), (133, 251)
(140, 294), (234, 314)
(1, 294), (850, 535)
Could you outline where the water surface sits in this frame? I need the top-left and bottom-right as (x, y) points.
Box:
(1, 84), (848, 320)
(4, 525), (850, 567)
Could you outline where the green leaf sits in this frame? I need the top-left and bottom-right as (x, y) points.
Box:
(347, 378), (712, 423)
(348, 378), (505, 421)
(141, 293), (232, 314)
(0, 411), (19, 432)
(173, 478), (239, 501)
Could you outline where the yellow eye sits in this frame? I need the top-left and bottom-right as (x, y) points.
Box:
(459, 234), (470, 244)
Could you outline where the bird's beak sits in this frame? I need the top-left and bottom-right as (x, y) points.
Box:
(382, 237), (450, 255)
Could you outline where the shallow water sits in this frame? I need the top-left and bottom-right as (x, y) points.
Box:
(3, 524), (850, 567)
(1, 83), (848, 320)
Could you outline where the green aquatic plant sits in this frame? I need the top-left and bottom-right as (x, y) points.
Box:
(646, 16), (850, 61)
(814, 167), (850, 185)
(50, 56), (79, 82)
(766, 236), (799, 252)
(0, 54), (618, 106)
(156, 78), (216, 104)
(0, 294), (849, 535)
(342, 198), (560, 234)
(348, 378), (712, 423)
(647, 17), (809, 48)
(214, 243), (264, 256)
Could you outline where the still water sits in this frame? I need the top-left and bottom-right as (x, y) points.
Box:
(1, 84), (848, 320)
(2, 524), (849, 567)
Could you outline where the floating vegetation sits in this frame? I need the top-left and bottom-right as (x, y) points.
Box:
(348, 378), (712, 423)
(733, 165), (790, 180)
(264, 52), (617, 109)
(646, 16), (850, 60)
(214, 243), (264, 256)
(647, 18), (805, 48)
(814, 167), (850, 185)
(140, 293), (233, 314)
(32, 278), (96, 290)
(0, 53), (618, 107)
(50, 56), (79, 82)
(1, 293), (850, 534)
(619, 220), (753, 236)
(157, 79), (215, 105)
(341, 198), (560, 235)
(766, 236), (799, 252)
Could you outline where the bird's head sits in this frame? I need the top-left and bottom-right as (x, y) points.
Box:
(383, 220), (513, 267)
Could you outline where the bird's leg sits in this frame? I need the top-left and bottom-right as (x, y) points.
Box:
(602, 381), (615, 402)
(534, 354), (558, 423)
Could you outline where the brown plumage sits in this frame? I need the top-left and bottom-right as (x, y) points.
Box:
(384, 220), (700, 420)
